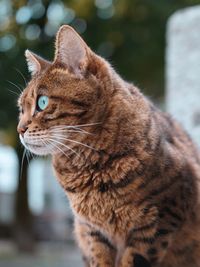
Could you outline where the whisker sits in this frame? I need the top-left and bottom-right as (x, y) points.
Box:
(50, 122), (101, 131)
(48, 137), (81, 158)
(20, 149), (26, 181)
(14, 67), (27, 86)
(7, 80), (23, 93)
(7, 89), (20, 97)
(25, 149), (30, 165)
(69, 122), (101, 128)
(50, 128), (93, 135)
(38, 137), (56, 157)
(27, 148), (36, 161)
(45, 139), (71, 159)
(50, 134), (97, 151)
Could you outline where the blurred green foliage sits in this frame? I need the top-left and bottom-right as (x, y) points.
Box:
(0, 0), (200, 133)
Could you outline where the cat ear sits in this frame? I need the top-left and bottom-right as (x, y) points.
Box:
(54, 25), (89, 75)
(25, 50), (50, 76)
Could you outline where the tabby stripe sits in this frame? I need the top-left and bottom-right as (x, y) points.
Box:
(129, 220), (157, 233)
(64, 186), (76, 193)
(156, 229), (171, 237)
(105, 151), (132, 167)
(70, 99), (90, 108)
(89, 231), (116, 250)
(138, 176), (178, 205)
(113, 170), (138, 189)
(47, 105), (57, 115)
(64, 178), (93, 193)
(127, 230), (172, 247)
(99, 170), (139, 192)
(138, 166), (160, 190)
(46, 111), (87, 121)
(162, 207), (182, 222)
(127, 236), (155, 246)
(50, 95), (66, 101)
(135, 159), (147, 176)
(170, 221), (179, 228)
(50, 96), (90, 110)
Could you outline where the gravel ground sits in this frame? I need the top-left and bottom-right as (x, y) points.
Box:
(0, 241), (83, 267)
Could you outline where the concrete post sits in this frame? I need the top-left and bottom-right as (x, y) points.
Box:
(166, 6), (200, 145)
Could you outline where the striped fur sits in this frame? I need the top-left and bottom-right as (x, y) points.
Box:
(18, 25), (200, 267)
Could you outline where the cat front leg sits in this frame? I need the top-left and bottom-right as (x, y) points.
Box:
(74, 219), (116, 267)
(118, 230), (173, 267)
(117, 205), (173, 267)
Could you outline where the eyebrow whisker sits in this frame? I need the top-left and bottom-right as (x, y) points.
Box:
(7, 80), (23, 93)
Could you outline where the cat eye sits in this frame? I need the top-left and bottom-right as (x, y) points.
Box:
(36, 95), (49, 111)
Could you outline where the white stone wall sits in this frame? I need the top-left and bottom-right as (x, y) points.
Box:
(166, 6), (200, 146)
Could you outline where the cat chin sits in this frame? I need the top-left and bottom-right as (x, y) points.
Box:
(25, 145), (51, 156)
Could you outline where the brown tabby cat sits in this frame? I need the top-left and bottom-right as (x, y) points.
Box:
(17, 25), (200, 267)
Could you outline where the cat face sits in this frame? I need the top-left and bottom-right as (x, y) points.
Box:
(17, 26), (111, 156)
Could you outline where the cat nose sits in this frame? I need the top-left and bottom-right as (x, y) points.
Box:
(17, 125), (28, 136)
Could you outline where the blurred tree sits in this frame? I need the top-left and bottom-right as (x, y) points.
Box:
(0, 0), (199, 251)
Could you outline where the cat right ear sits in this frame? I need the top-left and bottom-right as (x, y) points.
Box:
(54, 25), (90, 75)
(54, 25), (107, 78)
(25, 50), (50, 76)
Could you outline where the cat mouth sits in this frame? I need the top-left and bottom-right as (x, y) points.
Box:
(19, 134), (49, 155)
(24, 142), (50, 156)
(20, 135), (43, 149)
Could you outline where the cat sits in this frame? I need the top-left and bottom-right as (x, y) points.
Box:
(17, 25), (200, 267)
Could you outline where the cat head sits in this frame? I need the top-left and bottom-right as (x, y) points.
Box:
(17, 25), (114, 156)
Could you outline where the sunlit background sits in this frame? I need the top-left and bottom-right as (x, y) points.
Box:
(0, 0), (199, 266)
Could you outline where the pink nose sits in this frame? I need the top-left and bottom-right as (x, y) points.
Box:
(17, 126), (28, 136)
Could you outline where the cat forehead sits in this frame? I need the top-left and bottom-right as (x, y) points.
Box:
(18, 79), (38, 105)
(19, 64), (96, 107)
(19, 89), (34, 106)
(35, 66), (93, 90)
(36, 66), (80, 85)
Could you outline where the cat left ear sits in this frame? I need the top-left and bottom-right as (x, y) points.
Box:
(25, 50), (50, 76)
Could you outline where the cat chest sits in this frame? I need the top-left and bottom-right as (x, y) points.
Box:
(69, 190), (139, 238)
(70, 191), (117, 223)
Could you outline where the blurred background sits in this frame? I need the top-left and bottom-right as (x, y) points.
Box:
(0, 0), (200, 266)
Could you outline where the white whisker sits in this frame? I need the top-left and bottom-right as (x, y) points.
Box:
(14, 67), (27, 86)
(51, 122), (101, 129)
(45, 139), (70, 159)
(20, 149), (26, 181)
(39, 137), (58, 157)
(50, 128), (93, 135)
(7, 80), (23, 93)
(69, 122), (101, 128)
(48, 138), (81, 158)
(25, 149), (30, 165)
(50, 134), (97, 151)
(7, 89), (20, 97)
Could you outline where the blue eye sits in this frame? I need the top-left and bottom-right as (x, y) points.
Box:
(37, 95), (49, 111)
